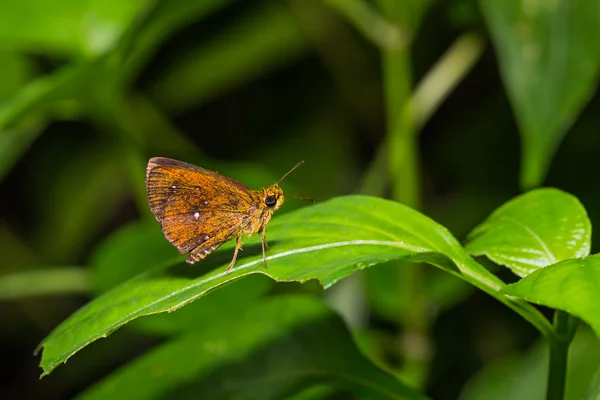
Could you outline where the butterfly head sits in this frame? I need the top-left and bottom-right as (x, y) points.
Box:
(263, 184), (285, 211)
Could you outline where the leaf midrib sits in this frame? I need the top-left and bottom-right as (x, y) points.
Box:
(42, 239), (438, 374)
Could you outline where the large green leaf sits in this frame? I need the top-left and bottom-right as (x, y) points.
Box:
(466, 188), (591, 277)
(78, 296), (427, 400)
(91, 220), (273, 335)
(37, 195), (547, 376)
(502, 254), (600, 338)
(480, 0), (600, 188)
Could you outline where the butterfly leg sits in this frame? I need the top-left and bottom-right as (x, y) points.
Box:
(225, 235), (243, 275)
(261, 227), (268, 269)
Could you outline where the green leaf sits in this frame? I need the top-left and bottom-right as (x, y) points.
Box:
(480, 0), (600, 188)
(502, 254), (600, 338)
(90, 220), (273, 335)
(0, 0), (152, 57)
(466, 188), (591, 277)
(131, 274), (273, 336)
(38, 195), (545, 376)
(78, 296), (427, 400)
(0, 63), (92, 180)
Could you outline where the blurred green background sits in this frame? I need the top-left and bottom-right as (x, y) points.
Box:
(1, 0), (599, 398)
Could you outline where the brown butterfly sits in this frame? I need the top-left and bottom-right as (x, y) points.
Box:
(146, 157), (311, 273)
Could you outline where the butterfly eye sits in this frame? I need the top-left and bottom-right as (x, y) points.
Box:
(265, 195), (277, 207)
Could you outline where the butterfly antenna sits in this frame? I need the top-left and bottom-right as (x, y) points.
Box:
(276, 160), (304, 184)
(276, 161), (314, 203)
(286, 193), (315, 204)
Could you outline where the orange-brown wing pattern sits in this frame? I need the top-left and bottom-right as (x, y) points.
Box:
(159, 204), (246, 263)
(146, 157), (257, 263)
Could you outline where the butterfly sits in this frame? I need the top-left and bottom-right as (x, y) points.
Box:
(146, 157), (311, 273)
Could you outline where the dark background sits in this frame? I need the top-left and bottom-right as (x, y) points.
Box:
(1, 0), (599, 398)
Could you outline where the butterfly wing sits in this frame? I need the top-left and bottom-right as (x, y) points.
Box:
(146, 157), (258, 263)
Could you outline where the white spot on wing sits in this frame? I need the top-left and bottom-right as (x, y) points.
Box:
(194, 212), (200, 220)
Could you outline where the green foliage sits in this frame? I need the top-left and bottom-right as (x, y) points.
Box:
(466, 188), (591, 277)
(36, 195), (481, 375)
(480, 0), (600, 189)
(36, 189), (599, 397)
(78, 296), (427, 400)
(503, 256), (600, 338)
(2, 0), (600, 399)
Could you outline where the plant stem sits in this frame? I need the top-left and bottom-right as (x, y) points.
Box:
(384, 46), (419, 207)
(547, 310), (579, 400)
(323, 0), (406, 49)
(0, 268), (91, 299)
(357, 32), (485, 196)
(377, 0), (429, 387)
(459, 257), (554, 338)
(412, 33), (484, 125)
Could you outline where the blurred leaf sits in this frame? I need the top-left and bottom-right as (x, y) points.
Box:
(0, 51), (33, 101)
(78, 296), (428, 400)
(0, 0), (231, 182)
(0, 63), (92, 181)
(0, 223), (42, 268)
(149, 2), (310, 113)
(285, 385), (339, 400)
(0, 268), (90, 300)
(460, 327), (600, 400)
(0, 125), (45, 182)
(502, 254), (600, 338)
(480, 0), (600, 188)
(0, 0), (151, 57)
(466, 188), (590, 277)
(426, 268), (473, 312)
(37, 145), (129, 261)
(38, 195), (549, 376)
(118, 0), (233, 82)
(131, 274), (273, 336)
(120, 95), (200, 155)
(366, 263), (472, 323)
(90, 219), (177, 294)
(583, 365), (600, 400)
